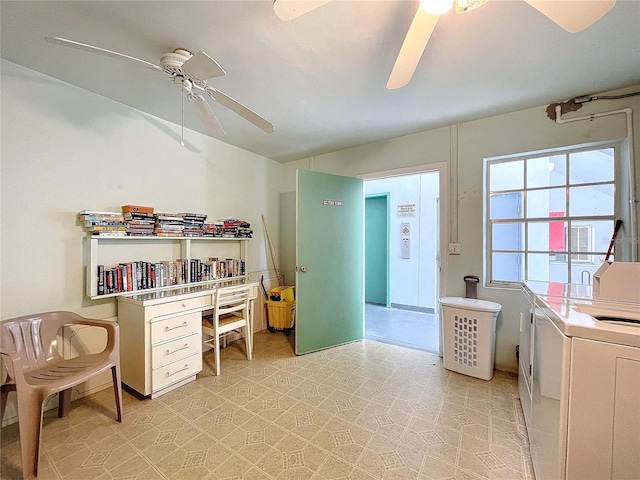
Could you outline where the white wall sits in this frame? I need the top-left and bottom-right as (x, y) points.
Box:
(1, 60), (283, 319)
(365, 172), (440, 311)
(282, 85), (640, 373)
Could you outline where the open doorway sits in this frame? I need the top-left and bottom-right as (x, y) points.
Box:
(365, 193), (390, 307)
(362, 165), (445, 354)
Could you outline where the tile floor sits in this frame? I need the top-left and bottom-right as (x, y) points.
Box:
(365, 304), (440, 354)
(1, 331), (534, 480)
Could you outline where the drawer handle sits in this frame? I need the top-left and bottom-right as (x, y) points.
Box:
(165, 344), (189, 356)
(181, 303), (188, 308)
(166, 364), (190, 378)
(164, 321), (189, 332)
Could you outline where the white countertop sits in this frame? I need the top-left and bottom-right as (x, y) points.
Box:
(117, 284), (218, 305)
(525, 281), (593, 299)
(525, 281), (640, 348)
(118, 280), (258, 306)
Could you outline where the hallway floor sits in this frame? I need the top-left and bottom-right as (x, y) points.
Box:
(365, 303), (440, 354)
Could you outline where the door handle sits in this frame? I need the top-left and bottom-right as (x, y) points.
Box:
(299, 265), (308, 273)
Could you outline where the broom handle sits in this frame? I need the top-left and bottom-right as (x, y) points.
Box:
(605, 220), (622, 261)
(261, 214), (283, 286)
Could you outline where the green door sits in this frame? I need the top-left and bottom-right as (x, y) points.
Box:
(295, 170), (364, 354)
(365, 194), (390, 306)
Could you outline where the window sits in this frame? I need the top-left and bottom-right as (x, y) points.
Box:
(486, 145), (623, 285)
(570, 224), (594, 263)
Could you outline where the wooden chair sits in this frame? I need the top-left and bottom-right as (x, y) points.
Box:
(202, 284), (252, 375)
(0, 311), (122, 480)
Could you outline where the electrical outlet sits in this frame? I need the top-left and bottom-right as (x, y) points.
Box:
(448, 243), (461, 255)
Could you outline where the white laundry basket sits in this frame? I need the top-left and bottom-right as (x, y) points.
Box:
(440, 297), (502, 380)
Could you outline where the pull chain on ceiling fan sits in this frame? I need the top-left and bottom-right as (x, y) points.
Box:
(45, 37), (274, 144)
(273, 0), (616, 89)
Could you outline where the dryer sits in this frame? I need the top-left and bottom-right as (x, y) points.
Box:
(521, 275), (640, 480)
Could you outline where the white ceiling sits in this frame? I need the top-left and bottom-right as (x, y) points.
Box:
(2, 1), (639, 163)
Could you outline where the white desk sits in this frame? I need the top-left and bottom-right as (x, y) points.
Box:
(117, 282), (258, 398)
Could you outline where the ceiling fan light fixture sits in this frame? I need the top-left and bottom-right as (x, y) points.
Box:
(420, 0), (453, 15)
(455, 0), (488, 13)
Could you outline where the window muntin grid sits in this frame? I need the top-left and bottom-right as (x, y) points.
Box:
(486, 147), (616, 285)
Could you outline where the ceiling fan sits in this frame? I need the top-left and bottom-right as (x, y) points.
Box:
(45, 37), (274, 144)
(273, 0), (616, 89)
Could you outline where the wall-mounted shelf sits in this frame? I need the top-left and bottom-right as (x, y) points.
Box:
(85, 235), (249, 299)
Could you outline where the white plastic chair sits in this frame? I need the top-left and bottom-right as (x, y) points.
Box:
(0, 311), (122, 479)
(202, 284), (252, 375)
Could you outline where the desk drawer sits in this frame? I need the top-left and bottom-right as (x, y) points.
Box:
(152, 333), (201, 368)
(152, 353), (202, 392)
(151, 312), (201, 345)
(149, 294), (212, 319)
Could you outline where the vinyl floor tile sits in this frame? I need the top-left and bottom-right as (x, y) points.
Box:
(1, 331), (533, 480)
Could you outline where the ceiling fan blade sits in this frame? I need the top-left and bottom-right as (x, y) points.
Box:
(387, 8), (440, 90)
(525, 0), (616, 33)
(273, 0), (333, 21)
(189, 94), (225, 137)
(182, 51), (226, 81)
(206, 88), (275, 134)
(45, 37), (162, 71)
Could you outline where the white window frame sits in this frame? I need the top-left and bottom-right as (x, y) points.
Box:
(484, 141), (632, 287)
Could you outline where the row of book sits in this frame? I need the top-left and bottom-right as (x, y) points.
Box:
(123, 205), (155, 236)
(202, 219), (253, 238)
(97, 257), (246, 295)
(79, 210), (127, 237)
(79, 206), (252, 238)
